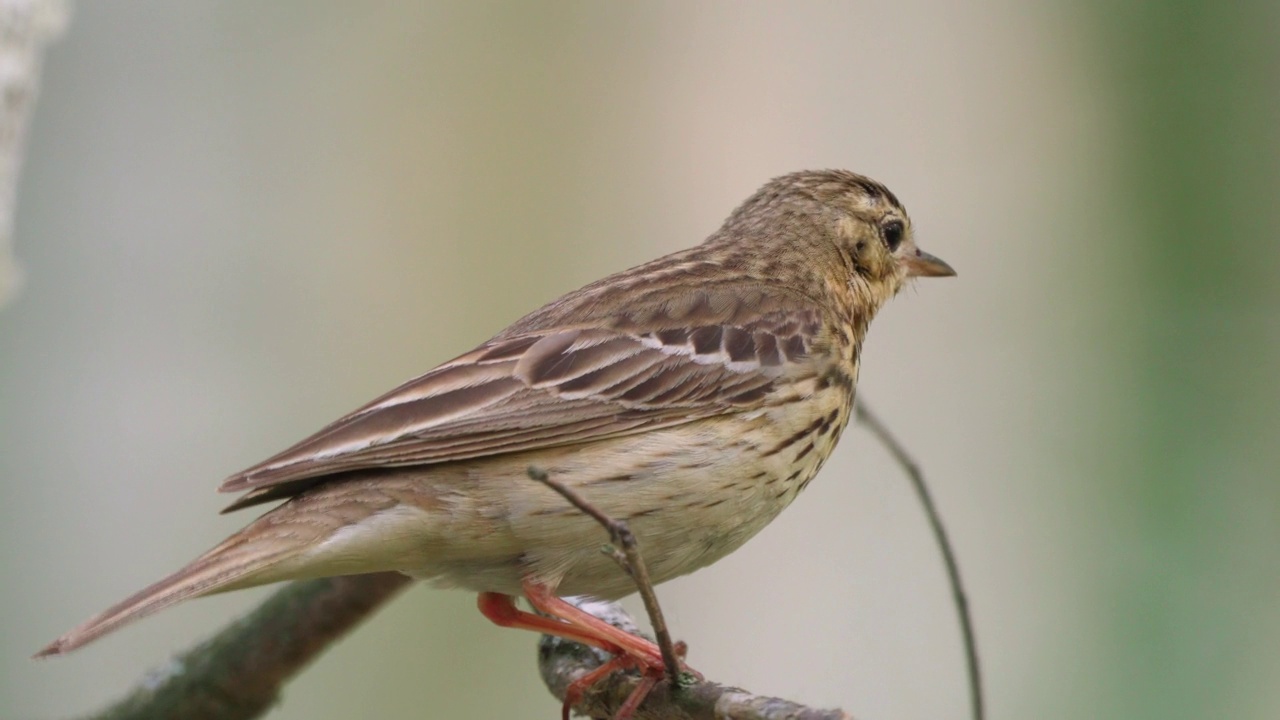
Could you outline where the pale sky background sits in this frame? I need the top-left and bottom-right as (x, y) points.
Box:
(2, 3), (1277, 719)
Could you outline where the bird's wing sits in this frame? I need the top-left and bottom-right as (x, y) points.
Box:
(219, 284), (826, 510)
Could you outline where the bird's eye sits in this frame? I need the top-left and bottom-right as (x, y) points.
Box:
(881, 219), (905, 252)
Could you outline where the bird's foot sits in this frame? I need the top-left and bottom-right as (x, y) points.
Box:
(478, 581), (699, 719)
(561, 639), (697, 720)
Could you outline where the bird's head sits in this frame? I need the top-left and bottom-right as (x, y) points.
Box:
(720, 169), (955, 307)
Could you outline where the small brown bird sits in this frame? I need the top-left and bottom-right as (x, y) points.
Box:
(37, 170), (953, 680)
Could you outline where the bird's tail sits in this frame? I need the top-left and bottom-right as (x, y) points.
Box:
(35, 525), (305, 657)
(36, 476), (432, 657)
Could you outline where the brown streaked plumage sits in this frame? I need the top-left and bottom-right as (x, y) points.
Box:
(37, 170), (954, 681)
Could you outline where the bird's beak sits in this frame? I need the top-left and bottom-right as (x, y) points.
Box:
(903, 248), (956, 278)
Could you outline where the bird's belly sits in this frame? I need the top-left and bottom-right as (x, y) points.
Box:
(415, 394), (851, 599)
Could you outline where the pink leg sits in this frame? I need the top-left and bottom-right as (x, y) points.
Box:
(476, 579), (697, 719)
(521, 580), (666, 667)
(476, 592), (623, 654)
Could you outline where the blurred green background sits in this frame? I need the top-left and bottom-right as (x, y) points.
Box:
(2, 2), (1278, 718)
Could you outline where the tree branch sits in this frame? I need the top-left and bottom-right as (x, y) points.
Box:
(80, 572), (413, 720)
(537, 598), (852, 720)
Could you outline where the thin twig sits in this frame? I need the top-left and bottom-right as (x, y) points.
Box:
(79, 572), (413, 720)
(526, 466), (684, 684)
(537, 598), (853, 720)
(854, 399), (984, 720)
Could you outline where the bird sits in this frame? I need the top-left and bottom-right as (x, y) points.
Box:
(37, 170), (954, 689)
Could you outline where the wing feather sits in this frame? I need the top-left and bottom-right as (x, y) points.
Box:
(218, 284), (827, 506)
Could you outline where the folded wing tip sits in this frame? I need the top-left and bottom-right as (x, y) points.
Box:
(217, 474), (249, 493)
